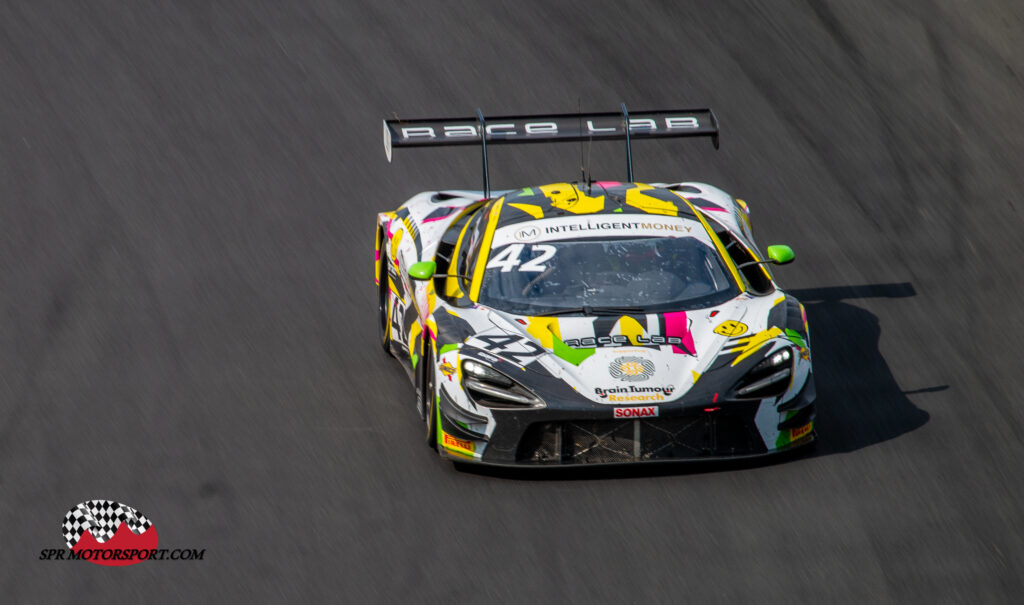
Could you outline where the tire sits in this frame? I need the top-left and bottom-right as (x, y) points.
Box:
(421, 338), (438, 450)
(377, 245), (392, 353)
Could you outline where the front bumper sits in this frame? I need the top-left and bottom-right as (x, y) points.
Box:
(437, 379), (816, 466)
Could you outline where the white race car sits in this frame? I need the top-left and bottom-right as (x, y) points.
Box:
(375, 106), (815, 466)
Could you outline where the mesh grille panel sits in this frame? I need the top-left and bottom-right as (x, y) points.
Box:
(639, 416), (707, 460)
(516, 410), (767, 464)
(564, 420), (635, 464)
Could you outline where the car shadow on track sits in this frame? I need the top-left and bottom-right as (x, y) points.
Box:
(794, 282), (933, 456)
(455, 282), (932, 481)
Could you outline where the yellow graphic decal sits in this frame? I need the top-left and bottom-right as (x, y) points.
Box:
(407, 321), (423, 365)
(691, 370), (701, 383)
(374, 225), (383, 285)
(616, 315), (646, 345)
(625, 185), (678, 216)
(726, 327), (784, 366)
(539, 183), (575, 205)
(425, 278), (437, 315)
(384, 288), (393, 342)
(439, 359), (455, 378)
(541, 184), (605, 214)
(507, 202), (544, 219)
(772, 296), (785, 307)
(525, 316), (561, 349)
(400, 216), (418, 246)
(469, 198), (506, 300)
(390, 228), (404, 261)
(714, 320), (748, 337)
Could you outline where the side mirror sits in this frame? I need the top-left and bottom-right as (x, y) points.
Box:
(408, 261), (436, 281)
(766, 245), (795, 265)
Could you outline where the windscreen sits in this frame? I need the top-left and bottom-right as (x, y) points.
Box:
(477, 235), (738, 315)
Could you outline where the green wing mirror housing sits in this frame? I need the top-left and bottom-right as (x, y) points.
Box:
(766, 245), (795, 265)
(408, 261), (437, 281)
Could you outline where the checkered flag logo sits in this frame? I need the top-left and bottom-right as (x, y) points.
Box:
(63, 500), (153, 549)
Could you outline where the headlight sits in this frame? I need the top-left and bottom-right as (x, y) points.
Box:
(461, 360), (544, 409)
(735, 347), (794, 398)
(463, 359), (512, 386)
(755, 347), (792, 371)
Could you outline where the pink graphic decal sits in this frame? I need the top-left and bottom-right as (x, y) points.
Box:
(422, 206), (460, 224)
(662, 311), (695, 355)
(685, 198), (729, 213)
(594, 181), (621, 188)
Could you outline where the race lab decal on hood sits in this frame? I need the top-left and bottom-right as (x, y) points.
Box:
(476, 302), (751, 403)
(518, 312), (697, 359)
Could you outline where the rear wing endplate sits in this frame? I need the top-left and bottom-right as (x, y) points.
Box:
(383, 103), (719, 197)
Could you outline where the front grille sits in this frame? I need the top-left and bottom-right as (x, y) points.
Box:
(516, 408), (766, 464)
(567, 420), (636, 464)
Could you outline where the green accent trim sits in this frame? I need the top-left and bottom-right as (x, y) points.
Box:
(775, 431), (791, 448)
(515, 187), (535, 197)
(439, 343), (459, 355)
(785, 328), (806, 349)
(409, 260), (436, 281)
(411, 352), (419, 370)
(552, 335), (595, 366)
(766, 245), (795, 265)
(612, 207), (623, 213)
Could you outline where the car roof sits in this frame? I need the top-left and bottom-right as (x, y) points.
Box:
(492, 182), (701, 229)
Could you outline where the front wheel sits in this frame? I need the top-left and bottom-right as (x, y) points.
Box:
(420, 338), (438, 450)
(377, 247), (392, 353)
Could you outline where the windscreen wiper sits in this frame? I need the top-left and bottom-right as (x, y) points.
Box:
(534, 305), (645, 317)
(587, 305), (646, 315)
(534, 307), (588, 316)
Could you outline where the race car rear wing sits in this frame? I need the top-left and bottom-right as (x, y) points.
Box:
(383, 104), (719, 197)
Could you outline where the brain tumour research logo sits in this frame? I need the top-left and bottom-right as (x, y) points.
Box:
(62, 500), (158, 566)
(610, 356), (655, 382)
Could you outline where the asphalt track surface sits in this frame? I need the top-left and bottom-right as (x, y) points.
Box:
(3, 1), (1024, 602)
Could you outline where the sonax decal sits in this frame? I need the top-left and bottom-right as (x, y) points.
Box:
(613, 406), (659, 418)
